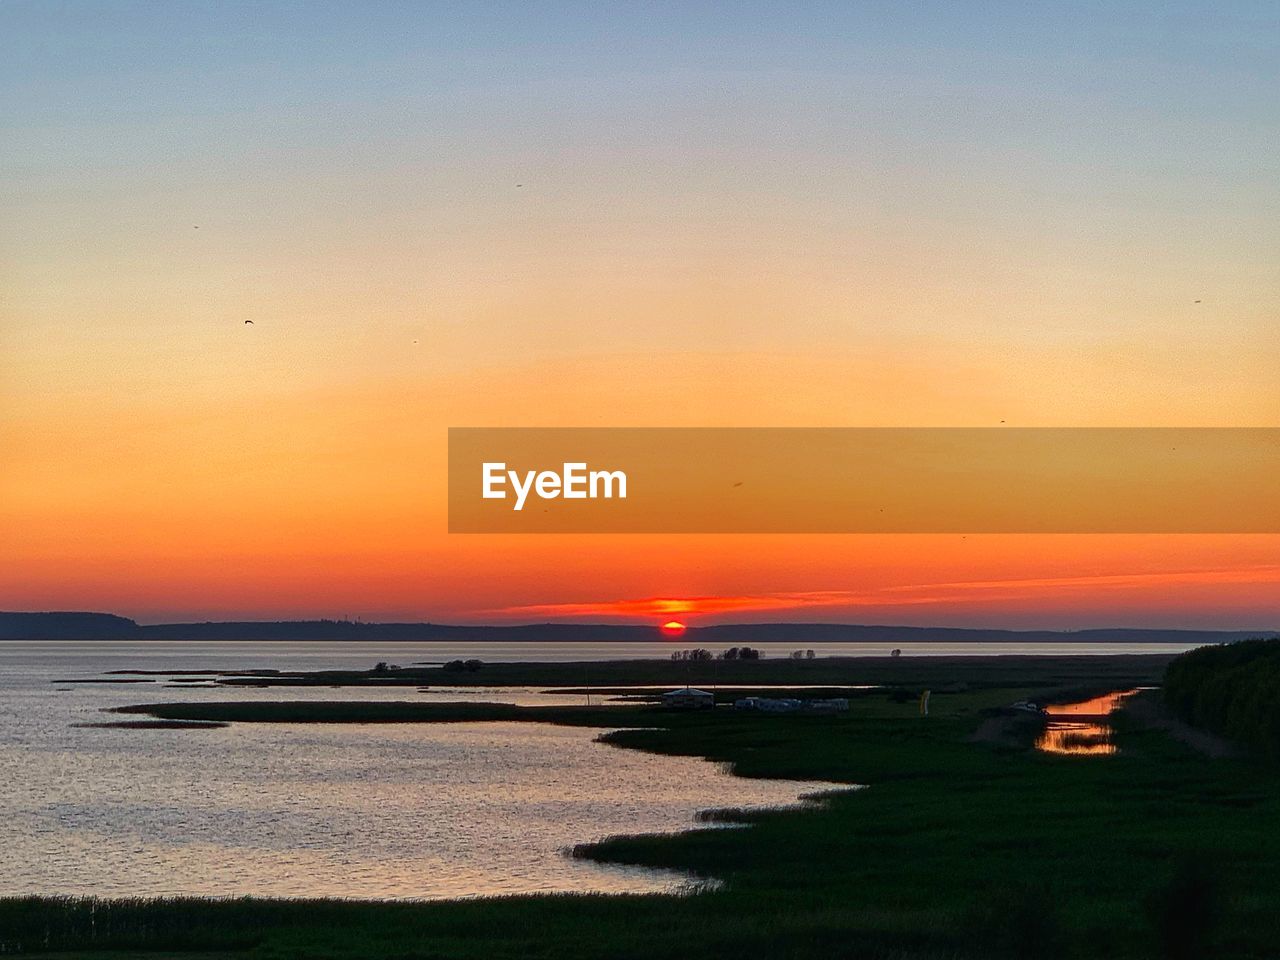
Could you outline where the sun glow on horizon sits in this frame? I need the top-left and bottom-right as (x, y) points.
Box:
(472, 563), (1280, 629)
(3, 5), (1279, 629)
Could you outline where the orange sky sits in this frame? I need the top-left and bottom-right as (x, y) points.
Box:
(3, 5), (1278, 629)
(3, 349), (1278, 626)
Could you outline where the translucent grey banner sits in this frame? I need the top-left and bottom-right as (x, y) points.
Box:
(448, 428), (1280, 533)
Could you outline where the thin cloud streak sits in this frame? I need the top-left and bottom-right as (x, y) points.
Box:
(483, 565), (1280, 620)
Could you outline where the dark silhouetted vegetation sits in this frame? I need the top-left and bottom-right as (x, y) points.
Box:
(107, 653), (1174, 694)
(670, 648), (713, 662)
(1163, 639), (1280, 757)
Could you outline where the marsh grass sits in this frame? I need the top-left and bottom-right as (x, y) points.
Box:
(1055, 729), (1112, 749)
(71, 720), (228, 730)
(183, 653), (1172, 692)
(9, 675), (1279, 959)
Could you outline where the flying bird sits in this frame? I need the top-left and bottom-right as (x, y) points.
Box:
(244, 319), (254, 325)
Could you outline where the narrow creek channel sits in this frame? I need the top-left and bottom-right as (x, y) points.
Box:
(1035, 688), (1145, 756)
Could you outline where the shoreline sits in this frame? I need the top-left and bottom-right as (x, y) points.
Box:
(64, 652), (1179, 694)
(8, 654), (1278, 959)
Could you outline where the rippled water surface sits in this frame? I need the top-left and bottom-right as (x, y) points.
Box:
(1, 643), (843, 899)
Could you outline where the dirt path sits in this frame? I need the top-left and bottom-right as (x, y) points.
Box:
(1122, 693), (1241, 759)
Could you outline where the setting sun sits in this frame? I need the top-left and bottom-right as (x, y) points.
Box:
(2, 4), (1277, 956)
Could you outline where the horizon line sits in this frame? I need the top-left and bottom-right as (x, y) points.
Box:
(3, 611), (1277, 636)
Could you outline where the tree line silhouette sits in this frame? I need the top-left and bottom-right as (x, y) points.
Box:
(1164, 638), (1280, 758)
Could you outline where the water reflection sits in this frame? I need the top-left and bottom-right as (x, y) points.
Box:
(1, 652), (846, 900)
(1035, 689), (1141, 756)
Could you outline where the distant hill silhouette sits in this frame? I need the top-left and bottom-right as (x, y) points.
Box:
(137, 620), (661, 642)
(1, 611), (1274, 645)
(0, 612), (141, 639)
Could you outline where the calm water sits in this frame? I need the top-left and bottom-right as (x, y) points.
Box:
(1036, 689), (1144, 756)
(2, 638), (1203, 669)
(1, 642), (845, 900)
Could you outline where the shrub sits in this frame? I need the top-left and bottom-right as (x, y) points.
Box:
(1163, 639), (1280, 757)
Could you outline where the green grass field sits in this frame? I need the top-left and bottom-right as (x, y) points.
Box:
(5, 660), (1277, 959)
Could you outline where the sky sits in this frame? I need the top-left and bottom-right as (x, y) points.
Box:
(2, 1), (1278, 628)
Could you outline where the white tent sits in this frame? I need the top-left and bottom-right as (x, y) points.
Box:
(661, 687), (715, 709)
